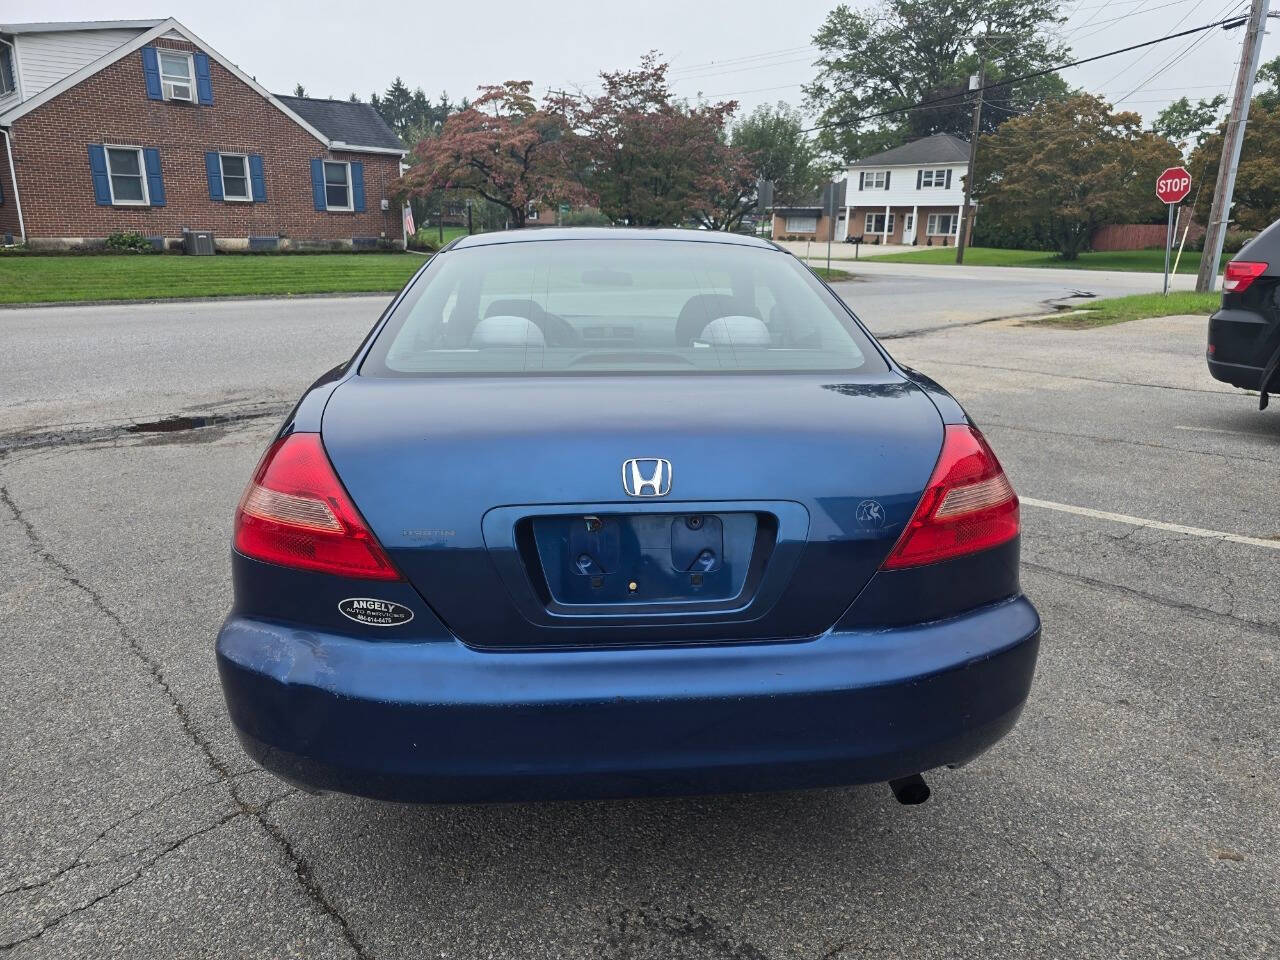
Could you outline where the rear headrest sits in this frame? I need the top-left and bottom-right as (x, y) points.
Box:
(470, 315), (546, 348)
(698, 315), (772, 347)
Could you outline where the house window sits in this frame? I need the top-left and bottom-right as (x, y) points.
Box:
(864, 212), (895, 234)
(105, 147), (148, 205)
(0, 44), (15, 97)
(528, 205), (539, 221)
(863, 170), (887, 189)
(219, 153), (250, 201)
(785, 215), (818, 233)
(323, 161), (352, 210)
(920, 169), (948, 188)
(926, 213), (958, 235)
(158, 50), (194, 102)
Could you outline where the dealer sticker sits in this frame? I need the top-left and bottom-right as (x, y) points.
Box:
(339, 598), (415, 627)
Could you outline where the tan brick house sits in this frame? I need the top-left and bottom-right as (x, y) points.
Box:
(0, 18), (406, 250)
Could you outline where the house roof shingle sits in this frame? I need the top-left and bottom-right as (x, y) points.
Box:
(275, 95), (405, 152)
(849, 133), (970, 168)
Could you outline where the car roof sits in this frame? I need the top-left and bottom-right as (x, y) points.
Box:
(448, 227), (781, 251)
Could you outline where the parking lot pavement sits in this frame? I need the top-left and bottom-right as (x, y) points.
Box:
(2, 299), (1277, 958)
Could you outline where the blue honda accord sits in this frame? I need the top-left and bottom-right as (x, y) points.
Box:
(216, 228), (1040, 804)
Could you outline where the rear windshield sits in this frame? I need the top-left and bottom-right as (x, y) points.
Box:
(360, 238), (886, 376)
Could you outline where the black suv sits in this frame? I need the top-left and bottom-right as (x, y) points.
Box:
(1208, 218), (1280, 409)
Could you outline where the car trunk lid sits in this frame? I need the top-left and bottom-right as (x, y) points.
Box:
(321, 372), (944, 648)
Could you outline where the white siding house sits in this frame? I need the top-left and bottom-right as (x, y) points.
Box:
(0, 20), (160, 101)
(838, 134), (972, 246)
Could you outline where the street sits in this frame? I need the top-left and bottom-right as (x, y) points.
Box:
(2, 270), (1277, 959)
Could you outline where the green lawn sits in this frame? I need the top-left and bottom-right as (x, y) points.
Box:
(0, 253), (426, 304)
(413, 225), (472, 248)
(810, 266), (855, 282)
(1035, 291), (1221, 328)
(865, 246), (1227, 274)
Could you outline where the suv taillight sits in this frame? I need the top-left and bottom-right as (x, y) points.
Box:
(882, 425), (1019, 569)
(234, 432), (400, 580)
(1222, 260), (1268, 293)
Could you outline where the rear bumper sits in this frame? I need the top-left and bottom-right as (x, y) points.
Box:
(1208, 308), (1275, 389)
(216, 597), (1040, 802)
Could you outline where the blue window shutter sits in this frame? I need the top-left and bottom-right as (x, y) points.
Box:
(310, 159), (326, 210)
(194, 52), (213, 105)
(87, 145), (112, 205)
(205, 152), (223, 200)
(351, 161), (365, 212)
(143, 148), (165, 206)
(249, 155), (266, 202)
(141, 47), (162, 100)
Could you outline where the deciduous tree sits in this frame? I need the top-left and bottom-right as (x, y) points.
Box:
(803, 0), (1069, 161)
(569, 55), (748, 228)
(972, 94), (1180, 259)
(1153, 95), (1227, 154)
(731, 103), (827, 206)
(1190, 102), (1280, 232)
(395, 81), (585, 228)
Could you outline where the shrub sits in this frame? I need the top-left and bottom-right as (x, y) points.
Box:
(104, 231), (157, 254)
(560, 208), (612, 227)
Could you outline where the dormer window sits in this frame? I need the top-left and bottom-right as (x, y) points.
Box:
(158, 50), (195, 102)
(0, 43), (15, 97)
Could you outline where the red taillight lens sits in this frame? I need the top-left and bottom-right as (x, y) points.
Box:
(234, 432), (400, 580)
(882, 425), (1019, 569)
(1222, 260), (1268, 293)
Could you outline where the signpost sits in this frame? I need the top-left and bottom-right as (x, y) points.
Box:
(1155, 166), (1192, 295)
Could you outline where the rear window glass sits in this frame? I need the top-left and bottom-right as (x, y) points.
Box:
(360, 238), (886, 376)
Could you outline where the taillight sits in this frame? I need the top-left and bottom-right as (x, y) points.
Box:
(882, 425), (1019, 569)
(1222, 260), (1268, 293)
(234, 432), (400, 580)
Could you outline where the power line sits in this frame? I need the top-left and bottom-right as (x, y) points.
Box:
(804, 13), (1250, 134)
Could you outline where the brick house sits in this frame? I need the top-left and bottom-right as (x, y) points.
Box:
(770, 205), (838, 243)
(838, 134), (974, 247)
(0, 17), (406, 250)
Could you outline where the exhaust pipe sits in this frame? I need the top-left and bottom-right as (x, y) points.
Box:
(888, 773), (930, 805)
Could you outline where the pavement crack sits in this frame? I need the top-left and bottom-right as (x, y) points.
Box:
(0, 402), (289, 456)
(1024, 560), (1280, 639)
(0, 485), (374, 959)
(0, 771), (257, 900)
(0, 810), (243, 952)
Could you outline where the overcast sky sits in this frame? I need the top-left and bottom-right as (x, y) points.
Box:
(9, 0), (1277, 130)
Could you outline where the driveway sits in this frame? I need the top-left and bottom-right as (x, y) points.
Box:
(2, 290), (1276, 958)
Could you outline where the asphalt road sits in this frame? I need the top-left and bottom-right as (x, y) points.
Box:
(1, 278), (1277, 959)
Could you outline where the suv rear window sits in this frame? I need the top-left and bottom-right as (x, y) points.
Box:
(361, 238), (886, 376)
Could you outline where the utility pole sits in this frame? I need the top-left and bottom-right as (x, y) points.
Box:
(1196, 0), (1271, 292)
(956, 69), (984, 265)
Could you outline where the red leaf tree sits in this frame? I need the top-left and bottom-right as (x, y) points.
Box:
(394, 81), (587, 229)
(569, 55), (753, 230)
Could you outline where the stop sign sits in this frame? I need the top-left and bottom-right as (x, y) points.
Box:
(1155, 166), (1192, 204)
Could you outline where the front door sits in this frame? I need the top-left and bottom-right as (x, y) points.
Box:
(903, 213), (916, 245)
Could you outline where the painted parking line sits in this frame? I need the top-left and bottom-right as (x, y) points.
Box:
(1020, 497), (1280, 550)
(1173, 423), (1275, 439)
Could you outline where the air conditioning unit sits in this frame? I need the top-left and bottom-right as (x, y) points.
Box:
(182, 229), (215, 255)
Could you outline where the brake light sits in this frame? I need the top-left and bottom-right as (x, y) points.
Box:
(882, 425), (1019, 569)
(234, 432), (400, 580)
(1222, 260), (1267, 293)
